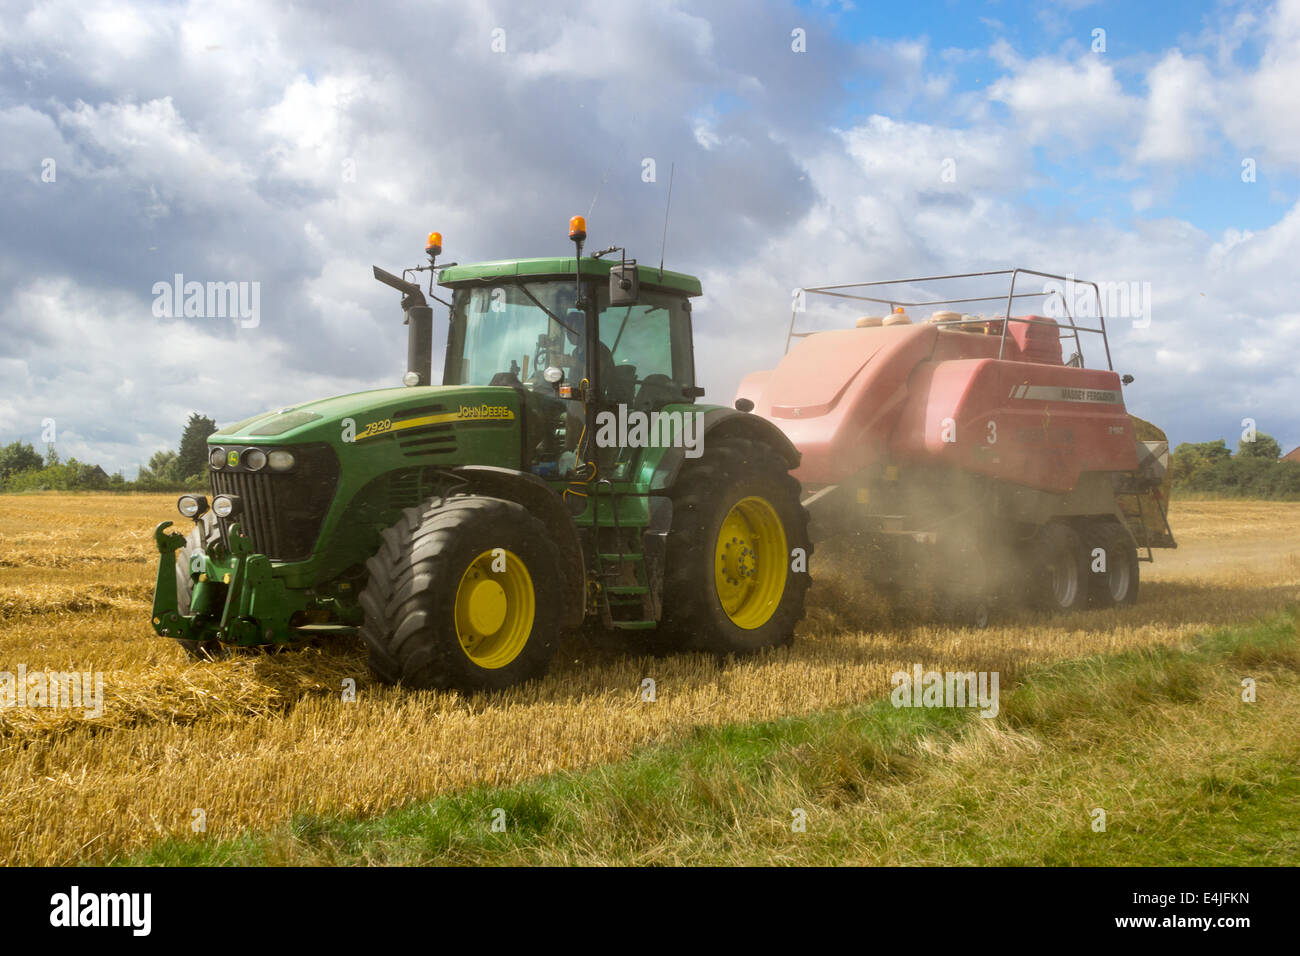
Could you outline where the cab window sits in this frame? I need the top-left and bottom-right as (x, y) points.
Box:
(597, 289), (694, 406)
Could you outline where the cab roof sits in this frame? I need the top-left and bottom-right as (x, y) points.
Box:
(438, 257), (702, 297)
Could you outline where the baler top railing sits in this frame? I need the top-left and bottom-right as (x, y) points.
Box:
(787, 268), (1112, 370)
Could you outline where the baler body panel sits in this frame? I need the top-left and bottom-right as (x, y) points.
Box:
(890, 354), (1137, 493)
(748, 325), (939, 484)
(743, 322), (1138, 494)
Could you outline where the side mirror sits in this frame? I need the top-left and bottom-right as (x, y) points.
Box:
(1121, 373), (1135, 385)
(609, 262), (639, 307)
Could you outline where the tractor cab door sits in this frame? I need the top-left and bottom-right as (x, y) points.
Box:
(594, 288), (697, 477)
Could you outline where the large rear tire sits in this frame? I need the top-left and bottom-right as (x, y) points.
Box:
(359, 496), (563, 692)
(1027, 522), (1090, 612)
(1085, 519), (1140, 607)
(658, 437), (811, 655)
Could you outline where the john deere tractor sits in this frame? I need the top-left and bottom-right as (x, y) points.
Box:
(151, 217), (810, 690)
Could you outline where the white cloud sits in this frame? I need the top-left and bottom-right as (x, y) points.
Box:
(57, 97), (256, 208)
(1222, 0), (1300, 170)
(1135, 50), (1218, 164)
(840, 114), (1029, 195)
(987, 52), (1140, 151)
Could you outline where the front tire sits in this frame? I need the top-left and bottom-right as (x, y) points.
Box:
(659, 437), (811, 655)
(359, 496), (563, 692)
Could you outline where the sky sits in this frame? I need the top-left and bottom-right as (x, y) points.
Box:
(1, 0), (1299, 475)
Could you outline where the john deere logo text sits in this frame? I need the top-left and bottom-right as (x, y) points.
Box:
(352, 404), (516, 442)
(458, 404), (513, 420)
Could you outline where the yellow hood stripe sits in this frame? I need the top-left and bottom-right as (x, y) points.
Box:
(356, 406), (515, 442)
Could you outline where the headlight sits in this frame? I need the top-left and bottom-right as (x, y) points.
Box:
(177, 494), (209, 518)
(267, 450), (295, 472)
(209, 447), (226, 469)
(243, 448), (268, 471)
(212, 494), (240, 519)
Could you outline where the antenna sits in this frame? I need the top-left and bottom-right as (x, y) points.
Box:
(587, 168), (607, 218)
(658, 161), (674, 280)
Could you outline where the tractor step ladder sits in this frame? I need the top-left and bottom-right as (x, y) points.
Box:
(594, 480), (658, 631)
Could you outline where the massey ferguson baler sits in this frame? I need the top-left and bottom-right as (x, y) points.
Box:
(736, 269), (1175, 624)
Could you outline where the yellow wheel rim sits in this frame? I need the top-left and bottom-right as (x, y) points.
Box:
(714, 496), (788, 630)
(454, 549), (535, 669)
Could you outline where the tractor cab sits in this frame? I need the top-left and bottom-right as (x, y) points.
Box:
(441, 272), (696, 405)
(437, 238), (702, 484)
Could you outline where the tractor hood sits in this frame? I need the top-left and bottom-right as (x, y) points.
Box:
(209, 385), (520, 445)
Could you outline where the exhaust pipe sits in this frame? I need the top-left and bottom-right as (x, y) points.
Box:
(404, 302), (432, 386)
(373, 266), (432, 387)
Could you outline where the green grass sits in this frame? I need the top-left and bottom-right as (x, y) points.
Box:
(122, 609), (1300, 866)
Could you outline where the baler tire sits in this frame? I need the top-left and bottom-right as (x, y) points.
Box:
(1028, 522), (1090, 613)
(173, 512), (226, 661)
(657, 436), (811, 656)
(359, 496), (563, 692)
(936, 593), (991, 629)
(1085, 520), (1140, 607)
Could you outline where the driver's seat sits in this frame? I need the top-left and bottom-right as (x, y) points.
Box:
(633, 374), (680, 413)
(605, 363), (637, 405)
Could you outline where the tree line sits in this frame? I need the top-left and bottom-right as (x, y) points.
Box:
(0, 413), (216, 492)
(1171, 431), (1300, 499)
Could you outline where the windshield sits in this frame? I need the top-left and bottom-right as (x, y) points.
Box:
(445, 278), (695, 402)
(598, 292), (692, 383)
(446, 282), (585, 389)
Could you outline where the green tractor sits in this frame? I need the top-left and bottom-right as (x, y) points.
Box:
(151, 217), (811, 691)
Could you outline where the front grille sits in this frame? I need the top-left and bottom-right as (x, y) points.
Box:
(210, 443), (340, 562)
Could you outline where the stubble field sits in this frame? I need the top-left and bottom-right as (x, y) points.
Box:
(1, 493), (1297, 865)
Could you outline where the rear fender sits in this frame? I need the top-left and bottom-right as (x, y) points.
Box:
(649, 406), (801, 492)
